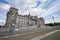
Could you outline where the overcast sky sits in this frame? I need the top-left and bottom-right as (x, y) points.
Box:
(0, 0), (60, 26)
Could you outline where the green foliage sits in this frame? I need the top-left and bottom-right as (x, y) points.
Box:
(45, 22), (60, 26)
(0, 25), (1, 27)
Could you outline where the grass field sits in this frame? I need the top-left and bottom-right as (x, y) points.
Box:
(41, 31), (60, 40)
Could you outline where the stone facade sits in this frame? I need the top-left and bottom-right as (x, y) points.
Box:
(5, 7), (45, 32)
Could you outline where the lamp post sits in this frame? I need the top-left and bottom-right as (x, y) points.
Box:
(52, 16), (56, 26)
(52, 16), (55, 25)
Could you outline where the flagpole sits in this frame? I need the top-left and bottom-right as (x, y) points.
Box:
(52, 16), (55, 24)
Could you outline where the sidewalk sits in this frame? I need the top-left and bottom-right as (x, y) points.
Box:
(30, 30), (60, 40)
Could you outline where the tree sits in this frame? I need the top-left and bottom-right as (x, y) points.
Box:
(0, 25), (1, 27)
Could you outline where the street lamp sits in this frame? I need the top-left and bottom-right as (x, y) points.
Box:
(52, 16), (55, 24)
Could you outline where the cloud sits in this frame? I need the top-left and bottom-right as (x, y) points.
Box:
(55, 18), (60, 22)
(41, 2), (60, 17)
(52, 15), (59, 18)
(0, 2), (11, 25)
(5, 0), (60, 24)
(40, 0), (48, 3)
(45, 17), (60, 24)
(0, 20), (5, 26)
(6, 0), (60, 17)
(45, 19), (53, 24)
(6, 0), (36, 10)
(6, 0), (48, 15)
(0, 13), (2, 16)
(45, 14), (60, 24)
(0, 3), (11, 11)
(30, 7), (46, 16)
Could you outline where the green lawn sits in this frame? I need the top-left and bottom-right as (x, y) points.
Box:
(41, 31), (60, 40)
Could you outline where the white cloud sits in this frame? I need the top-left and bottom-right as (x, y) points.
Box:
(6, 0), (47, 15)
(40, 0), (48, 3)
(52, 15), (59, 18)
(41, 2), (60, 17)
(0, 3), (11, 25)
(41, 0), (60, 8)
(55, 18), (60, 22)
(6, 0), (60, 17)
(0, 20), (5, 26)
(45, 19), (53, 24)
(0, 13), (2, 16)
(6, 0), (36, 9)
(47, 0), (60, 8)
(5, 0), (60, 24)
(45, 17), (60, 24)
(45, 15), (60, 24)
(0, 3), (11, 11)
(30, 7), (46, 16)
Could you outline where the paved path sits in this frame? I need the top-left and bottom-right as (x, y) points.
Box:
(30, 30), (60, 40)
(0, 28), (59, 40)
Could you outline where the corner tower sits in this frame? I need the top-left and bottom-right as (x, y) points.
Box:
(5, 7), (18, 32)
